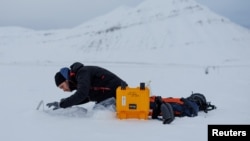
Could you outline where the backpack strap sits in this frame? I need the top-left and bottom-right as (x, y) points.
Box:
(150, 96), (175, 124)
(151, 96), (162, 119)
(205, 102), (216, 113)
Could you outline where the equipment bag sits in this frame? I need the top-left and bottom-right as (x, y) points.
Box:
(150, 92), (216, 118)
(150, 96), (199, 118)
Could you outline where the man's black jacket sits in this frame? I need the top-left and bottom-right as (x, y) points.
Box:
(60, 62), (127, 108)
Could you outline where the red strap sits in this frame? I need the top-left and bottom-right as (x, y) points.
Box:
(70, 72), (75, 77)
(91, 87), (111, 91)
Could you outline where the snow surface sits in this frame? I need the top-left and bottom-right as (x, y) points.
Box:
(0, 0), (250, 141)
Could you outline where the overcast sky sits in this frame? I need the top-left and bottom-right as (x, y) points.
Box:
(0, 0), (249, 30)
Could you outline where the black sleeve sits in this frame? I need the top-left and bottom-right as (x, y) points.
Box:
(76, 98), (90, 105)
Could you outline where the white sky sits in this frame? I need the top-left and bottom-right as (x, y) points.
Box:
(0, 0), (249, 30)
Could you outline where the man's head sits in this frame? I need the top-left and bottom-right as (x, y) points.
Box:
(55, 72), (66, 86)
(54, 67), (71, 91)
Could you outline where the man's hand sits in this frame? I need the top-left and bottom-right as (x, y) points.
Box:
(46, 101), (60, 110)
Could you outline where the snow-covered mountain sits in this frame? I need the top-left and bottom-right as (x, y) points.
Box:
(1, 1), (250, 141)
(0, 0), (250, 66)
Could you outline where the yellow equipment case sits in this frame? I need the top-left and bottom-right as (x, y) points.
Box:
(116, 82), (150, 120)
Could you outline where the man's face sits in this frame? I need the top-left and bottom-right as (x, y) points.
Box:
(58, 81), (70, 92)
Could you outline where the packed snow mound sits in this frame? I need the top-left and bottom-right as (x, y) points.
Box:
(37, 101), (116, 119)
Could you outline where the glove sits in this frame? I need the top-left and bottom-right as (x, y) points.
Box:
(46, 101), (60, 110)
(60, 98), (66, 102)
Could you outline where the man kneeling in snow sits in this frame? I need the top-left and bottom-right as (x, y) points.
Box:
(47, 62), (186, 124)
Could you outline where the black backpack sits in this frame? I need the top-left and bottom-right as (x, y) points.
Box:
(186, 93), (216, 113)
